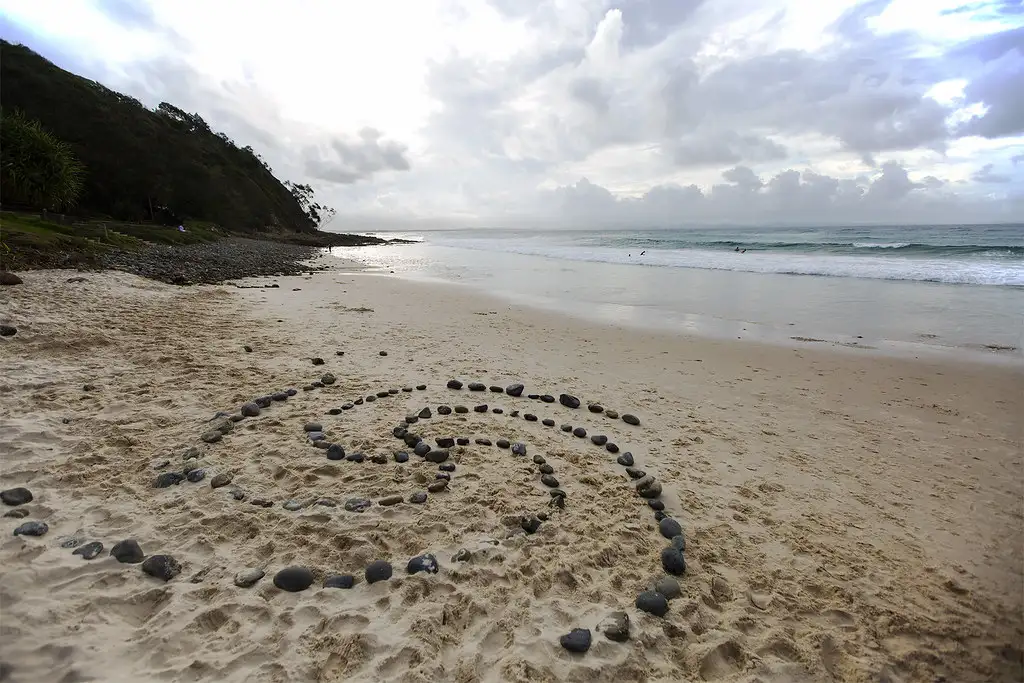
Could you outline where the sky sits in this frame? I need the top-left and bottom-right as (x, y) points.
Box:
(1, 0), (1022, 228)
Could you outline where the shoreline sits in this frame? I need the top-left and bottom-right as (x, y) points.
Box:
(1, 266), (1021, 682)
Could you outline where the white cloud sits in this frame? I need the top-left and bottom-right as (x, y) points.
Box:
(1, 0), (1022, 225)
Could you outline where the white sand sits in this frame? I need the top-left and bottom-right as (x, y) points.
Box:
(1, 263), (1021, 683)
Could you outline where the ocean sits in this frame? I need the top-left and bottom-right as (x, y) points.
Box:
(331, 224), (1024, 360)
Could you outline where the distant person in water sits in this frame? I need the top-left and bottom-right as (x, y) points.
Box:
(735, 246), (740, 252)
(640, 250), (646, 256)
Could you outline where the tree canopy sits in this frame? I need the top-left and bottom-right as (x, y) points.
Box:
(0, 108), (85, 210)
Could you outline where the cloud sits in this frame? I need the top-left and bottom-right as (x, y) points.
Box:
(972, 162), (1013, 182)
(303, 128), (411, 185)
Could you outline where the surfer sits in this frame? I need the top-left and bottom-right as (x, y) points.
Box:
(640, 250), (646, 256)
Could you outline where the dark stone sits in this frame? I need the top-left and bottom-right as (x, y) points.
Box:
(606, 443), (620, 454)
(635, 590), (669, 617)
(590, 434), (608, 446)
(414, 442), (432, 456)
(354, 398), (363, 405)
(539, 464), (554, 475)
(369, 454), (387, 464)
(540, 395), (555, 403)
(110, 539), (144, 563)
(436, 437), (455, 448)
(527, 394), (539, 400)
(394, 451), (409, 463)
(272, 392), (288, 402)
(344, 498), (372, 513)
(496, 439), (510, 449)
(638, 479), (663, 499)
(533, 454), (546, 464)
(303, 385), (316, 392)
(605, 410), (619, 419)
(3, 509), (28, 519)
(671, 534), (686, 551)
(416, 384), (427, 390)
(454, 406), (468, 414)
(623, 414), (640, 426)
(142, 555), (181, 581)
(255, 396), (273, 408)
(521, 516), (542, 534)
(511, 442), (527, 456)
(307, 432), (327, 442)
(327, 408), (342, 415)
(377, 390), (390, 398)
(409, 492), (427, 504)
(345, 452), (365, 463)
(231, 489), (246, 501)
(524, 414), (537, 422)
(186, 469), (206, 483)
(327, 444), (346, 460)
(0, 272), (24, 285)
(342, 403), (354, 410)
(438, 405), (453, 415)
(447, 379), (464, 390)
(313, 440), (331, 450)
(542, 419), (555, 427)
(439, 463), (456, 472)
(655, 576), (681, 600)
(0, 325), (17, 337)
(405, 415), (419, 425)
(560, 424), (573, 432)
(537, 512), (548, 521)
(73, 541), (103, 560)
(13, 521), (48, 537)
(311, 357), (324, 365)
(456, 438), (469, 446)
(475, 438), (492, 446)
(229, 414), (245, 422)
(559, 394), (581, 409)
(366, 395), (376, 403)
(154, 472), (184, 488)
(425, 449), (450, 463)
(365, 560), (393, 583)
(617, 452), (635, 467)
(559, 628), (591, 653)
(661, 546), (686, 575)
(312, 381), (324, 388)
(600, 611), (631, 642)
(304, 422), (324, 433)
(427, 480), (448, 493)
(314, 498), (338, 507)
(419, 407), (432, 419)
(588, 404), (604, 413)
(324, 574), (355, 589)
(648, 499), (665, 511)
(435, 473), (451, 481)
(282, 500), (303, 511)
(200, 430), (222, 444)
(1, 488), (33, 506)
(379, 494), (404, 506)
(506, 383), (525, 397)
(489, 386), (504, 393)
(379, 351), (388, 356)
(240, 402), (261, 417)
(659, 518), (683, 539)
(492, 408), (503, 414)
(274, 566), (314, 592)
(407, 553), (440, 575)
(468, 382), (486, 392)
(540, 474), (560, 487)
(402, 387), (413, 393)
(321, 373), (337, 385)
(549, 489), (567, 499)
(572, 427), (587, 438)
(626, 467), (646, 479)
(336, 351), (345, 356)
(654, 510), (668, 521)
(473, 405), (488, 413)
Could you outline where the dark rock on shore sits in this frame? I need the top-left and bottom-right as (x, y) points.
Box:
(561, 424), (572, 432)
(559, 394), (581, 409)
(426, 450), (450, 463)
(572, 427), (587, 438)
(394, 451), (409, 463)
(511, 443), (527, 456)
(661, 546), (686, 575)
(111, 539), (144, 563)
(154, 472), (184, 488)
(142, 555), (181, 581)
(496, 439), (510, 449)
(370, 454), (388, 464)
(439, 463), (456, 472)
(447, 380), (464, 390)
(311, 357), (324, 366)
(73, 541), (104, 560)
(409, 492), (427, 504)
(0, 324), (17, 337)
(538, 464), (554, 475)
(344, 498), (372, 513)
(590, 434), (608, 446)
(365, 560), (393, 583)
(416, 384), (427, 390)
(489, 385), (504, 393)
(407, 553), (440, 575)
(626, 467), (646, 479)
(521, 516), (542, 534)
(468, 382), (486, 392)
(617, 452), (635, 467)
(622, 414), (640, 426)
(0, 271), (24, 285)
(456, 438), (469, 446)
(638, 478), (663, 499)
(346, 452), (365, 463)
(606, 443), (619, 453)
(454, 405), (468, 414)
(200, 430), (222, 444)
(605, 410), (619, 419)
(659, 517), (682, 539)
(540, 395), (555, 403)
(655, 576), (681, 600)
(379, 494), (404, 506)
(671, 534), (686, 551)
(324, 574), (355, 589)
(648, 499), (665, 511)
(636, 590), (669, 617)
(427, 480), (448, 493)
(327, 444), (346, 460)
(414, 442), (431, 456)
(492, 408), (503, 414)
(321, 373), (336, 385)
(560, 628), (591, 653)
(527, 394), (539, 400)
(3, 509), (28, 519)
(13, 521), (48, 537)
(600, 611), (631, 642)
(542, 418), (555, 427)
(1, 488), (33, 506)
(419, 407), (432, 419)
(274, 566), (314, 592)
(186, 469), (206, 483)
(240, 402), (260, 417)
(475, 438), (492, 446)
(541, 474), (560, 488)
(524, 413), (537, 421)
(588, 404), (604, 413)
(438, 405), (452, 415)
(436, 437), (455, 448)
(506, 383), (525, 397)
(473, 404), (488, 413)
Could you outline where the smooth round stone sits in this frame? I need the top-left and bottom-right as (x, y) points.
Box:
(402, 387), (414, 393)
(572, 427), (587, 438)
(454, 406), (469, 414)
(393, 426), (408, 439)
(435, 472), (451, 481)
(284, 500), (303, 511)
(439, 463), (456, 472)
(436, 437), (455, 448)
(639, 479), (663, 499)
(622, 414), (640, 426)
(600, 611), (630, 642)
(532, 455), (546, 464)
(370, 454), (388, 464)
(255, 396), (273, 408)
(468, 382), (486, 392)
(304, 422), (323, 433)
(324, 574), (355, 589)
(521, 516), (542, 534)
(419, 407), (432, 419)
(456, 438), (469, 446)
(635, 590), (669, 617)
(3, 509), (28, 519)
(405, 416), (419, 427)
(438, 405), (453, 415)
(111, 539), (144, 563)
(313, 440), (332, 450)
(394, 451), (409, 463)
(473, 405), (488, 413)
(542, 419), (555, 427)
(234, 568), (265, 587)
(365, 560), (393, 584)
(560, 424), (573, 432)
(182, 460), (203, 476)
(661, 546), (686, 575)
(314, 498), (338, 507)
(13, 521), (48, 537)
(659, 517), (683, 539)
(327, 444), (346, 461)
(73, 541), (103, 560)
(540, 395), (555, 403)
(511, 443), (527, 456)
(489, 385), (504, 393)
(200, 430), (222, 444)
(414, 442), (431, 456)
(321, 373), (337, 385)
(1, 487), (33, 506)
(427, 480), (448, 493)
(229, 413), (245, 422)
(527, 394), (540, 400)
(303, 385), (316, 391)
(240, 402), (261, 417)
(446, 379), (464, 390)
(558, 394), (581, 409)
(409, 492), (427, 504)
(209, 472), (233, 489)
(559, 628), (591, 653)
(524, 414), (537, 422)
(286, 389), (298, 396)
(605, 410), (619, 419)
(654, 576), (681, 600)
(142, 555), (181, 582)
(404, 434), (421, 448)
(366, 395), (376, 403)
(354, 398), (363, 405)
(274, 566), (314, 592)
(671, 534), (686, 551)
(492, 408), (503, 414)
(474, 438), (492, 446)
(606, 443), (620, 453)
(186, 469), (206, 483)
(344, 498), (372, 513)
(311, 357), (325, 365)
(654, 510), (668, 522)
(377, 391), (390, 398)
(182, 447), (201, 460)
(588, 404), (604, 413)
(379, 494), (404, 506)
(342, 402), (354, 410)
(271, 392), (288, 401)
(510, 410), (520, 417)
(590, 434), (608, 446)
(648, 499), (665, 511)
(379, 351), (388, 356)
(538, 464), (554, 475)
(540, 474), (560, 487)
(407, 553), (440, 575)
(312, 382), (324, 388)
(496, 439), (510, 449)
(154, 472), (184, 488)
(626, 467), (646, 480)
(307, 432), (327, 442)
(416, 385), (427, 390)
(506, 383), (525, 397)
(328, 408), (342, 415)
(425, 450), (450, 463)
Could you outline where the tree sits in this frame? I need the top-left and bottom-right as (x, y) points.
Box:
(0, 108), (85, 210)
(285, 180), (336, 228)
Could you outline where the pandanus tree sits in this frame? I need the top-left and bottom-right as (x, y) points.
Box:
(0, 108), (85, 210)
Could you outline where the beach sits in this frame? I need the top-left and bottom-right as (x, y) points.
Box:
(1, 259), (1022, 683)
